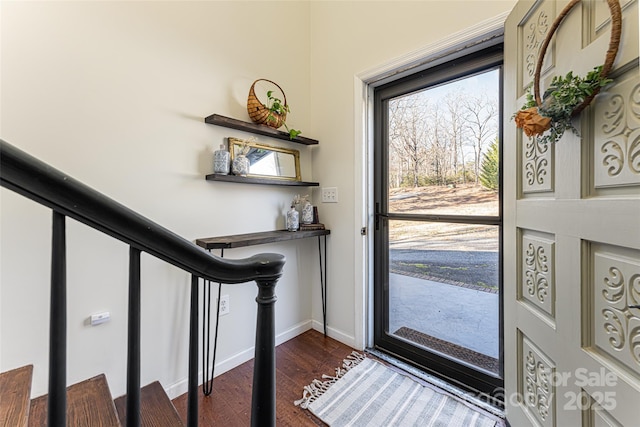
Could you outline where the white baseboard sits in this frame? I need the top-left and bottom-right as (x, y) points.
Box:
(165, 320), (313, 399)
(311, 320), (359, 350)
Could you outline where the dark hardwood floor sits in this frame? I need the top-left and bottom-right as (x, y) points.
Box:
(172, 329), (354, 426)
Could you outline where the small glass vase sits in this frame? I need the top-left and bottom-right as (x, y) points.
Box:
(286, 207), (299, 232)
(232, 155), (250, 176)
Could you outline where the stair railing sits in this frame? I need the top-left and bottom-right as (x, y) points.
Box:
(0, 140), (285, 427)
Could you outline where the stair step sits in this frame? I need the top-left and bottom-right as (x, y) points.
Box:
(114, 381), (184, 427)
(28, 374), (120, 427)
(0, 365), (33, 427)
(27, 396), (48, 427)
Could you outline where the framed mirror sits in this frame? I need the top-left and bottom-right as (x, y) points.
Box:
(228, 137), (301, 181)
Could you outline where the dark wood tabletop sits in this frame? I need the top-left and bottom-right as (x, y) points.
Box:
(196, 229), (330, 250)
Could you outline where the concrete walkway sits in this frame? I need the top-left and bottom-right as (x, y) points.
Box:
(389, 272), (499, 359)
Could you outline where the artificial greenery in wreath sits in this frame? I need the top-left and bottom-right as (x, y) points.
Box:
(515, 66), (613, 145)
(514, 0), (621, 145)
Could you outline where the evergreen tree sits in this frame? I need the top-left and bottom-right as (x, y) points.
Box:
(479, 139), (499, 191)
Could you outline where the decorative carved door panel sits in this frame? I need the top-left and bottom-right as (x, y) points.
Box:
(504, 1), (639, 426)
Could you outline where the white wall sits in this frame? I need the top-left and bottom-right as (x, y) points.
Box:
(0, 1), (315, 398)
(308, 0), (516, 347)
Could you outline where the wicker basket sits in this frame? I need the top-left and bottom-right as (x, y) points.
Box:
(247, 79), (287, 129)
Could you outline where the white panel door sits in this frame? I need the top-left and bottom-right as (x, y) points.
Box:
(504, 1), (640, 426)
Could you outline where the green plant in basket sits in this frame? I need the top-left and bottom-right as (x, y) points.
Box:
(266, 90), (302, 140)
(515, 65), (613, 144)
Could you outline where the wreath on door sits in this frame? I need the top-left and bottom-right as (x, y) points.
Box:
(514, 0), (622, 144)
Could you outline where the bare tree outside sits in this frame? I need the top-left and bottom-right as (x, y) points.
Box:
(387, 70), (500, 210)
(464, 94), (498, 184)
(388, 95), (431, 187)
(444, 90), (468, 184)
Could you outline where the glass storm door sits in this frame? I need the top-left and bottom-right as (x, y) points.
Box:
(373, 46), (504, 400)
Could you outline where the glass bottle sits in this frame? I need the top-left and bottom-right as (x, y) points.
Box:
(286, 206), (299, 231)
(301, 201), (313, 224)
(213, 144), (230, 175)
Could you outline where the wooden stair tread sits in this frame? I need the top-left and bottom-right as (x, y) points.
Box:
(0, 365), (33, 427)
(28, 374), (120, 427)
(114, 381), (184, 427)
(27, 395), (46, 427)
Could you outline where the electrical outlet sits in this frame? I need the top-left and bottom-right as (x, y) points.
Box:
(90, 312), (110, 326)
(321, 187), (338, 203)
(219, 295), (230, 316)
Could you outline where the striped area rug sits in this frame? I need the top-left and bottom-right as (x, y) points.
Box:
(295, 353), (496, 427)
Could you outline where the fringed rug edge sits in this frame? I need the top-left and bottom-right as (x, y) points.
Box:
(294, 351), (366, 409)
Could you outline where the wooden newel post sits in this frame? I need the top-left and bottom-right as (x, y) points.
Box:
(250, 278), (278, 427)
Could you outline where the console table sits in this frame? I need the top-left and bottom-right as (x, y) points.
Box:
(196, 229), (330, 335)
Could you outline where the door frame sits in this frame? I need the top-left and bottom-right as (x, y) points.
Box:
(355, 14), (511, 355)
(371, 45), (504, 400)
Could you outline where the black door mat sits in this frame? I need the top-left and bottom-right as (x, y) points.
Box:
(393, 326), (500, 374)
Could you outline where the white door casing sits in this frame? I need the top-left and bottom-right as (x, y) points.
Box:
(504, 1), (639, 426)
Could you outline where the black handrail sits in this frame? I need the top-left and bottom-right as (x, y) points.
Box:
(0, 140), (285, 283)
(1, 140), (285, 426)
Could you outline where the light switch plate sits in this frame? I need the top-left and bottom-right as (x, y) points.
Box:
(321, 187), (338, 203)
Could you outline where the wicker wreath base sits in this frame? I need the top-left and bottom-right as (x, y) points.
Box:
(533, 0), (622, 116)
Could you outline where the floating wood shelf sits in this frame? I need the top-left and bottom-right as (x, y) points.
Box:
(205, 174), (319, 187)
(204, 114), (319, 145)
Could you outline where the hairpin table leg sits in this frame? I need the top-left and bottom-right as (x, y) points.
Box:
(318, 235), (327, 336)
